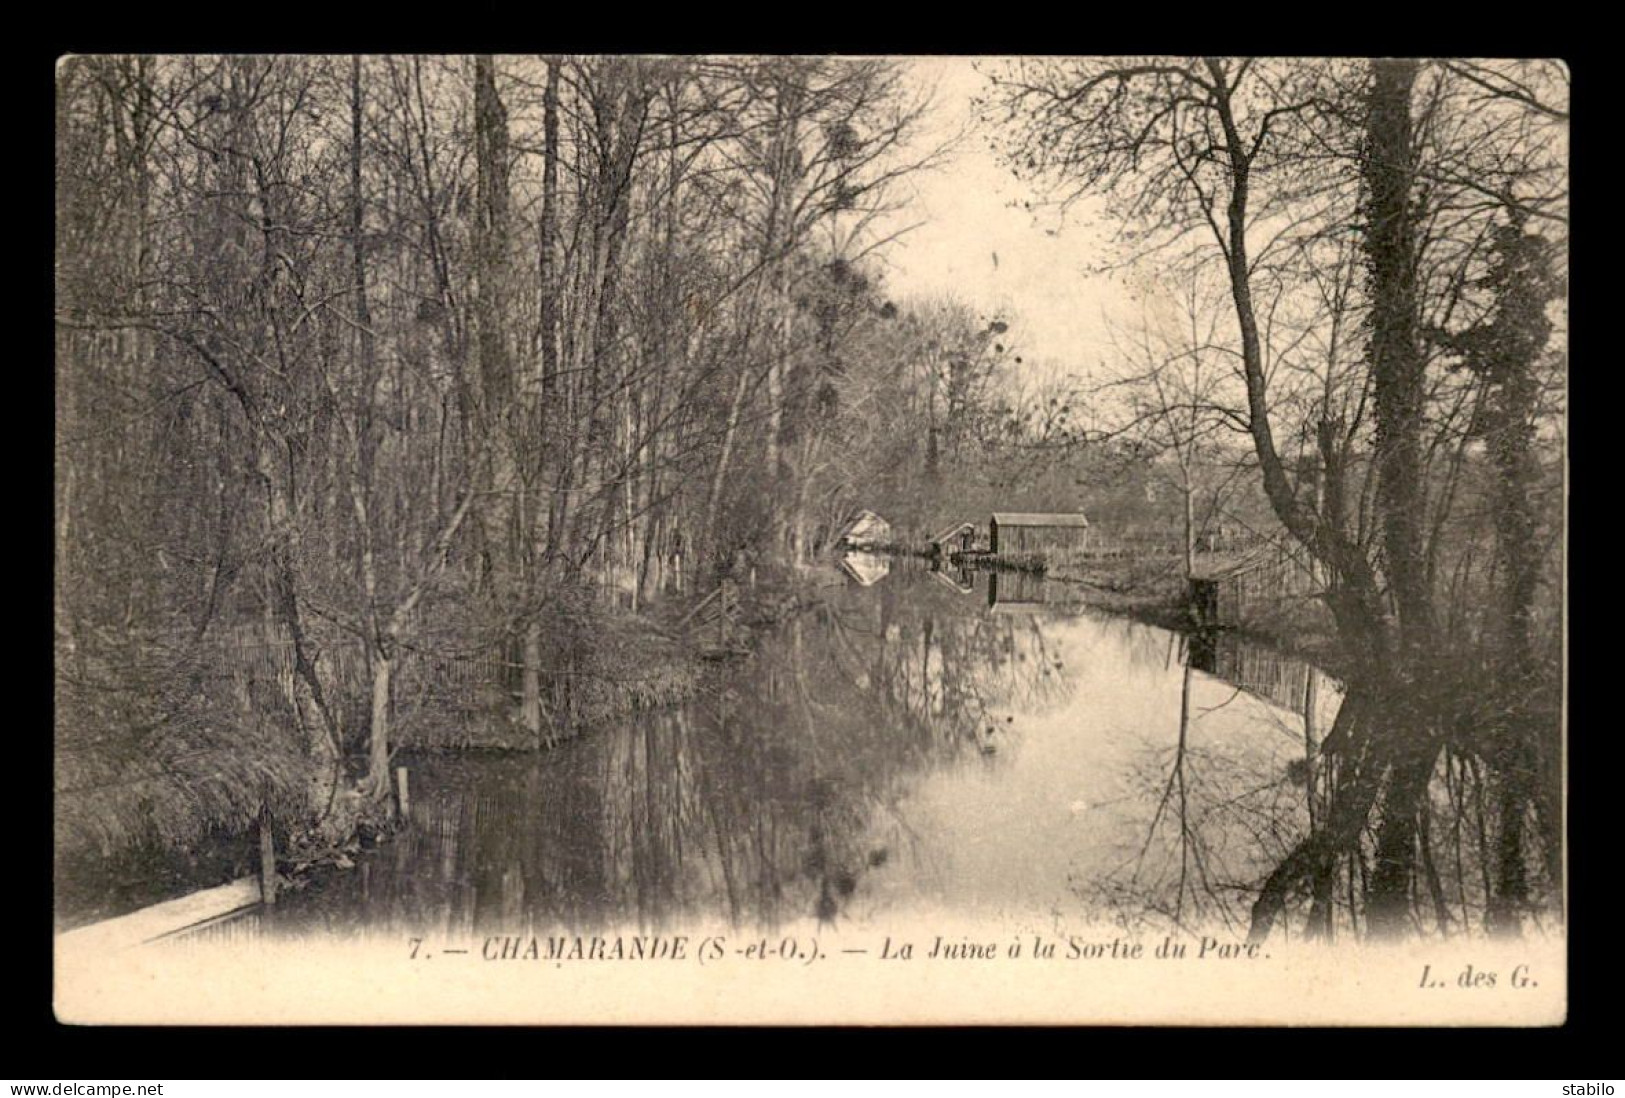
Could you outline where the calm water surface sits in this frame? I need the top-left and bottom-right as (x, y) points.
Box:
(224, 557), (1341, 943)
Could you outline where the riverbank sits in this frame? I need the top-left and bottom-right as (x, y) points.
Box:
(53, 574), (805, 931)
(76, 564), (1374, 980)
(1049, 555), (1341, 670)
(58, 551), (1342, 934)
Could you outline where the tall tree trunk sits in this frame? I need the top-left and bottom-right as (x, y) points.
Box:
(351, 56), (394, 803)
(367, 651), (393, 805)
(537, 57), (562, 567)
(1362, 58), (1434, 936)
(521, 621), (545, 745)
(258, 437), (342, 823)
(474, 55), (524, 713)
(1366, 58), (1433, 654)
(701, 363), (753, 581)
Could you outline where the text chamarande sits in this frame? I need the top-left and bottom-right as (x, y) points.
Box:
(481, 934), (692, 960)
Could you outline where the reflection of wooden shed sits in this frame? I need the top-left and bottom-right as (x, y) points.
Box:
(837, 509), (892, 549)
(987, 570), (1048, 612)
(837, 551), (891, 587)
(989, 512), (1089, 555)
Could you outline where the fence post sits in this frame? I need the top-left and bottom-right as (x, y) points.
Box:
(396, 766), (411, 822)
(258, 801), (278, 906)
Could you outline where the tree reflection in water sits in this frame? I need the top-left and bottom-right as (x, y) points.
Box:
(1080, 628), (1320, 937)
(259, 563), (1072, 940)
(230, 562), (1539, 947)
(1083, 623), (1552, 944)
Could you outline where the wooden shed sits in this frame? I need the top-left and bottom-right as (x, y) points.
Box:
(929, 521), (979, 557)
(988, 512), (1090, 555)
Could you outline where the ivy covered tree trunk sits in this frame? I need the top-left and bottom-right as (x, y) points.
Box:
(1468, 220), (1560, 936)
(1360, 57), (1438, 940)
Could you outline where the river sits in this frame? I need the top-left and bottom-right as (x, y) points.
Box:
(202, 553), (1343, 945)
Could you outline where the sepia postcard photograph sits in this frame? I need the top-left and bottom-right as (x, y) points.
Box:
(52, 54), (1569, 1026)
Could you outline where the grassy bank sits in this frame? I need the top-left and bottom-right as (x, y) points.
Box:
(54, 594), (715, 929)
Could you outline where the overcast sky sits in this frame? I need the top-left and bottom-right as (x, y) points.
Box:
(867, 57), (1134, 386)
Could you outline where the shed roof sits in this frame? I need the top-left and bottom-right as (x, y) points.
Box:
(930, 521), (977, 544)
(843, 508), (888, 526)
(838, 510), (891, 537)
(990, 512), (1089, 528)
